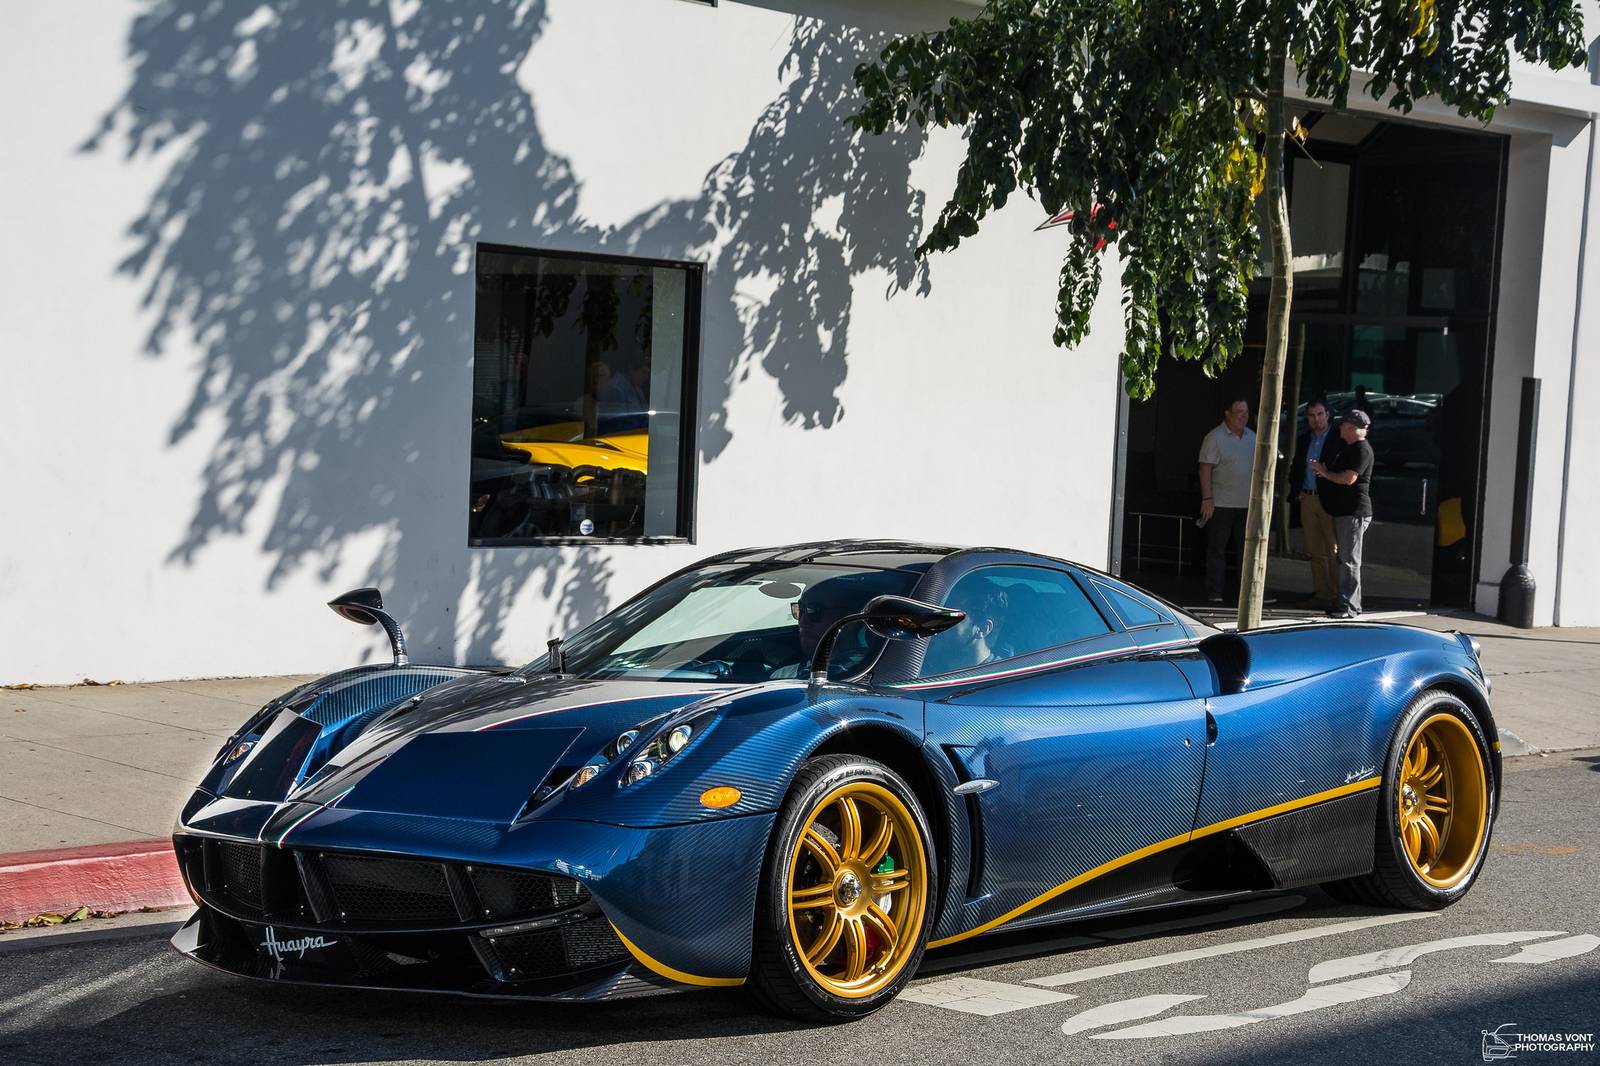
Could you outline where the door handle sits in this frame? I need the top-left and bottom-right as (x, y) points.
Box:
(1420, 477), (1429, 516)
(1205, 710), (1218, 747)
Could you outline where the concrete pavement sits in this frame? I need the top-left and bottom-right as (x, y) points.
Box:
(1409, 612), (1600, 754)
(1, 675), (316, 853)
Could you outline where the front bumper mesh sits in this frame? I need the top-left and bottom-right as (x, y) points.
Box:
(173, 835), (631, 990)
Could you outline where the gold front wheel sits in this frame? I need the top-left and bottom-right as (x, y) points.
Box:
(1397, 711), (1489, 888)
(785, 780), (929, 999)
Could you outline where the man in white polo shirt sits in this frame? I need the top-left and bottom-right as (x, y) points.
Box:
(1198, 397), (1256, 605)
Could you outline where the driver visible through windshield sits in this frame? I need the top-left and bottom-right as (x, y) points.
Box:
(546, 563), (920, 683)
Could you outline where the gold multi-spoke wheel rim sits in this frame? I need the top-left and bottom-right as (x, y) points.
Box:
(1398, 712), (1488, 888)
(786, 781), (928, 999)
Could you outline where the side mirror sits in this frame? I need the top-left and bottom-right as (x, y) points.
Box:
(328, 587), (409, 667)
(809, 595), (965, 685)
(858, 595), (968, 640)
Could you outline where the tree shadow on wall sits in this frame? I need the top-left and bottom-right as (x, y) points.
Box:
(87, 0), (930, 664)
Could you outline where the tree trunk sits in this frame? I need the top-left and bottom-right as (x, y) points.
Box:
(1237, 45), (1294, 631)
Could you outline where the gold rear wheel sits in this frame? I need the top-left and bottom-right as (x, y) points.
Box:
(785, 780), (929, 1000)
(1397, 711), (1488, 888)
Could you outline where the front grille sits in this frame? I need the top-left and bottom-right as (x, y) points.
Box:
(321, 854), (457, 924)
(183, 835), (596, 948)
(561, 916), (629, 968)
(484, 917), (628, 982)
(180, 833), (635, 989)
(489, 928), (567, 979)
(471, 866), (587, 918)
(215, 842), (264, 910)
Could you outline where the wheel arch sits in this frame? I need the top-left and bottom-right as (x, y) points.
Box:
(1421, 673), (1503, 803)
(803, 721), (958, 932)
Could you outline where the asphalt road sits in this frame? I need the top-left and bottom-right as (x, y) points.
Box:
(3, 750), (1597, 1066)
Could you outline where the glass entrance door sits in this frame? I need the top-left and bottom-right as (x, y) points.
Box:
(1114, 114), (1504, 615)
(1268, 319), (1487, 609)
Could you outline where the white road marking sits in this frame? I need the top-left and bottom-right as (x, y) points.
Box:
(1091, 972), (1413, 1038)
(1029, 911), (1437, 986)
(1491, 933), (1600, 965)
(1059, 994), (1207, 1034)
(1097, 895), (1307, 940)
(900, 977), (1078, 1016)
(1306, 931), (1567, 983)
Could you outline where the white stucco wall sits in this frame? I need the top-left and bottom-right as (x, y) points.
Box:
(1474, 104), (1598, 624)
(0, 0), (1125, 684)
(1549, 26), (1600, 627)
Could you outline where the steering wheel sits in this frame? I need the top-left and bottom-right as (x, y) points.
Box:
(675, 658), (733, 680)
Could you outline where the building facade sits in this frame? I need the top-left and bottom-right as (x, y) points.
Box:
(2, 0), (1597, 685)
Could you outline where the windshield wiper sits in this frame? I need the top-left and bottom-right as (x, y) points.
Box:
(546, 637), (565, 674)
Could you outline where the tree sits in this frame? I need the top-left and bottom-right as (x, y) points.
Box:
(850, 0), (1586, 628)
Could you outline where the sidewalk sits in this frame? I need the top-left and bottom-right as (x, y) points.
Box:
(2, 614), (1596, 920)
(2, 675), (316, 853)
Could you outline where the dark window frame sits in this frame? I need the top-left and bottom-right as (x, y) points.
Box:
(913, 563), (1117, 680)
(1089, 579), (1173, 631)
(468, 242), (704, 548)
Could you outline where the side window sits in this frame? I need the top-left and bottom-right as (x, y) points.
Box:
(1093, 581), (1170, 629)
(920, 565), (1111, 676)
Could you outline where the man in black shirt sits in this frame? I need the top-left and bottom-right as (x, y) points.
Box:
(1311, 409), (1375, 618)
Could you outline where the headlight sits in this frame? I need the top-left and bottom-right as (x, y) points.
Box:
(619, 711), (712, 787)
(665, 724), (692, 753)
(562, 710), (713, 792)
(564, 726), (648, 792)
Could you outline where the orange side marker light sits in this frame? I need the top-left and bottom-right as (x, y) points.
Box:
(700, 786), (742, 809)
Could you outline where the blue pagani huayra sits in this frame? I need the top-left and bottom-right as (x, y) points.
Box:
(173, 541), (1499, 1020)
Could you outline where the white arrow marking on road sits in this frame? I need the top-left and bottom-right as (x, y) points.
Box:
(1091, 971), (1413, 1039)
(900, 976), (1078, 1016)
(1060, 994), (1208, 1034)
(1490, 933), (1600, 965)
(1029, 911), (1437, 986)
(1306, 931), (1567, 983)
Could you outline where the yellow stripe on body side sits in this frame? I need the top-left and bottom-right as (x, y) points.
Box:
(610, 922), (747, 988)
(927, 777), (1382, 949)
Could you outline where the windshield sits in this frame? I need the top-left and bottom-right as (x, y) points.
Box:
(540, 562), (921, 683)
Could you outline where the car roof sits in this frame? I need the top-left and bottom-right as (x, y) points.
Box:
(699, 540), (1209, 633)
(708, 540), (964, 572)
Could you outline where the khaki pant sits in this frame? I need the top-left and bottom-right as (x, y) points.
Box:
(1300, 493), (1338, 604)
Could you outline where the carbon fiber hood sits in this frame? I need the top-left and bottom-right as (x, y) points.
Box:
(279, 673), (738, 823)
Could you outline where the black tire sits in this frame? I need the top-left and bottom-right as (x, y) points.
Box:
(1321, 689), (1495, 909)
(747, 754), (937, 1022)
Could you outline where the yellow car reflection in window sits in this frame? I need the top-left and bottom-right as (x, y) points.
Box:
(499, 429), (649, 478)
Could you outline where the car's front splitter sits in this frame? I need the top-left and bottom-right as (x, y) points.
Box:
(172, 905), (681, 1001)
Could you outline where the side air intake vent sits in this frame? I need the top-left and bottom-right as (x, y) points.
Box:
(1198, 633), (1251, 695)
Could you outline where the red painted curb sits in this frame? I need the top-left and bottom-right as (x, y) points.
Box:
(0, 839), (190, 924)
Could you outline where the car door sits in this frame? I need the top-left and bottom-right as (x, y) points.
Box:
(918, 564), (1208, 935)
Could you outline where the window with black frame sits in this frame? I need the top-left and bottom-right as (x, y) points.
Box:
(470, 246), (698, 544)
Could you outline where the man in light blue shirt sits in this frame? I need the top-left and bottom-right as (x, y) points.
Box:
(1289, 398), (1338, 609)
